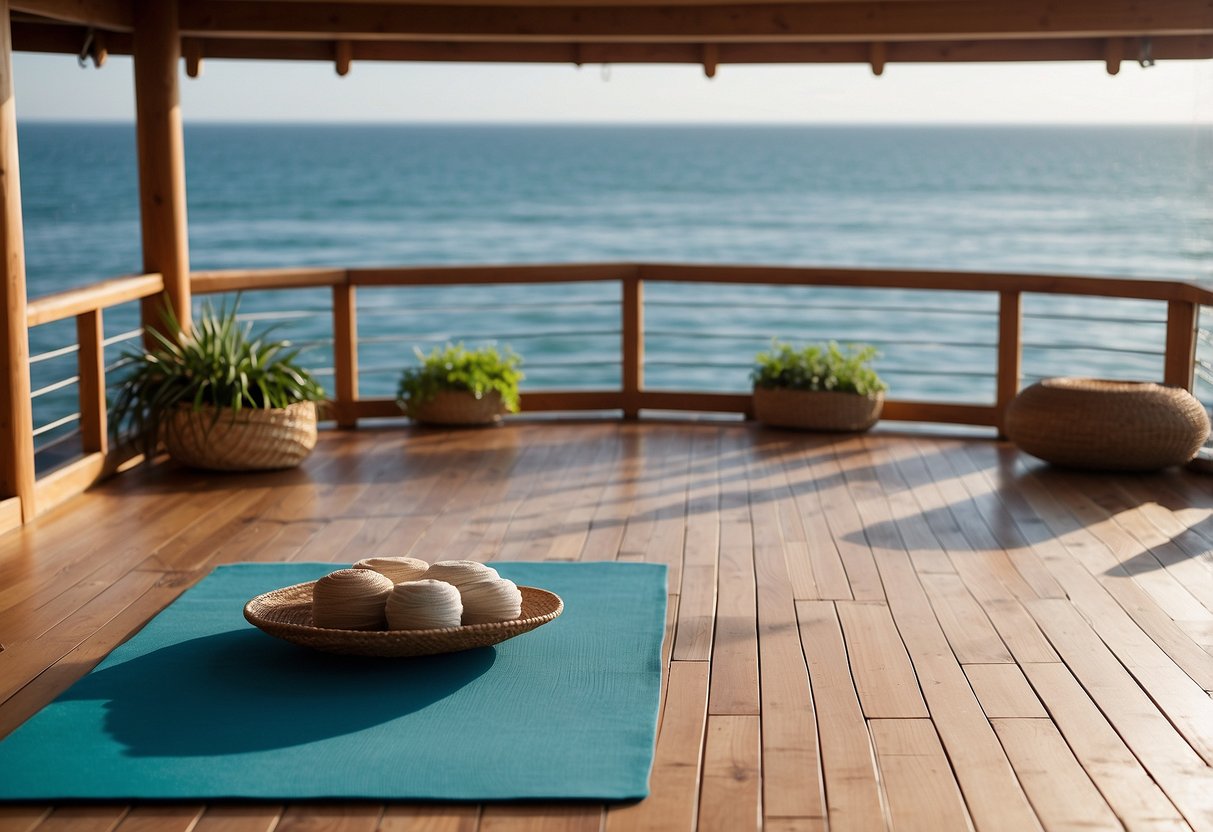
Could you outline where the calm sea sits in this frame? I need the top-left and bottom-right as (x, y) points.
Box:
(17, 122), (1213, 447)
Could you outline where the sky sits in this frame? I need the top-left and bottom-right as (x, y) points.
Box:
(14, 51), (1213, 124)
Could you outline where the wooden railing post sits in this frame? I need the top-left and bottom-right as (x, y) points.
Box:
(76, 309), (107, 455)
(996, 289), (1022, 437)
(1164, 300), (1198, 391)
(332, 281), (358, 428)
(622, 271), (643, 419)
(0, 0), (34, 523)
(133, 0), (190, 335)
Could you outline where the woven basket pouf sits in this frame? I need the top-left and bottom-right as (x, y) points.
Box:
(407, 390), (506, 426)
(753, 386), (884, 432)
(1004, 378), (1209, 471)
(163, 400), (318, 471)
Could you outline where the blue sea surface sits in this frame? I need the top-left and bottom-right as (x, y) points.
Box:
(17, 122), (1213, 452)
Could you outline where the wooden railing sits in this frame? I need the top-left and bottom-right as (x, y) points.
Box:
(192, 262), (1211, 429)
(2, 272), (165, 528)
(3, 261), (1209, 532)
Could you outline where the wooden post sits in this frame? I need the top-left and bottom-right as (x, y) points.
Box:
(133, 0), (190, 334)
(76, 309), (107, 455)
(622, 273), (643, 419)
(332, 282), (358, 429)
(0, 0), (34, 522)
(996, 289), (1022, 437)
(1164, 300), (1198, 390)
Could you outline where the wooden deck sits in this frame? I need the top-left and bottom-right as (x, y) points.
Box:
(1, 420), (1212, 832)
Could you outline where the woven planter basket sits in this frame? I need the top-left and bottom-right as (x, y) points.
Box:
(753, 386), (884, 432)
(406, 390), (507, 426)
(244, 582), (563, 657)
(163, 400), (318, 471)
(1004, 378), (1210, 471)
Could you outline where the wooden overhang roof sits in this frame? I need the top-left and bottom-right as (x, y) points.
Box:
(11, 0), (1213, 76)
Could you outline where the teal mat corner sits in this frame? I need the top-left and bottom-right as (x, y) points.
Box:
(0, 561), (667, 801)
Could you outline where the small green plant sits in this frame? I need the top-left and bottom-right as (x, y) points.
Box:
(110, 299), (325, 454)
(751, 340), (887, 397)
(397, 343), (524, 414)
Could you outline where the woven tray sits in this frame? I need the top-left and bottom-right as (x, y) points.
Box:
(244, 582), (563, 657)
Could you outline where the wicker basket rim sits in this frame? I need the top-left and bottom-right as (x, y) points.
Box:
(753, 384), (884, 400)
(244, 581), (563, 637)
(1034, 377), (1177, 392)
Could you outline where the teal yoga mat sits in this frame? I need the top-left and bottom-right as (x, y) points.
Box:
(0, 561), (666, 801)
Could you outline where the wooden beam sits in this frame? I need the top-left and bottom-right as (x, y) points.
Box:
(0, 0), (34, 522)
(10, 0), (131, 31)
(15, 26), (1213, 64)
(179, 0), (1213, 43)
(25, 272), (162, 326)
(133, 0), (190, 332)
(868, 40), (885, 74)
(184, 37), (203, 77)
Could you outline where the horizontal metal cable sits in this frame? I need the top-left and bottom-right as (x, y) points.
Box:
(105, 356), (137, 373)
(1021, 341), (1162, 356)
(645, 329), (995, 349)
(359, 300), (618, 316)
(29, 343), (79, 365)
(31, 376), (80, 400)
(102, 328), (143, 347)
(235, 310), (327, 323)
(645, 298), (998, 317)
(1025, 312), (1164, 325)
(32, 412), (81, 438)
(643, 359), (994, 378)
(358, 329), (620, 345)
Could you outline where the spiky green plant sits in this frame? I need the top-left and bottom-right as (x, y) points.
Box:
(110, 299), (325, 455)
(751, 340), (887, 397)
(397, 343), (524, 414)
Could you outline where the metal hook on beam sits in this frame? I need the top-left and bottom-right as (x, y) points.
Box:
(77, 28), (106, 69)
(1138, 37), (1155, 68)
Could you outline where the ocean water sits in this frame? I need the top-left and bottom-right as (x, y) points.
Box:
(17, 122), (1213, 450)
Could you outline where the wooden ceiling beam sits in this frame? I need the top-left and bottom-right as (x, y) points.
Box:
(12, 22), (1213, 64)
(179, 0), (1213, 43)
(11, 0), (131, 31)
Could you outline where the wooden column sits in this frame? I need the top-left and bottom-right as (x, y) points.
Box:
(1163, 300), (1198, 390)
(622, 273), (643, 419)
(0, 0), (34, 522)
(995, 290), (1022, 437)
(332, 282), (358, 429)
(133, 0), (190, 334)
(76, 309), (107, 455)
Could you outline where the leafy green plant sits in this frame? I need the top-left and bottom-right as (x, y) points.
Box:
(751, 340), (887, 397)
(397, 343), (524, 414)
(110, 299), (325, 454)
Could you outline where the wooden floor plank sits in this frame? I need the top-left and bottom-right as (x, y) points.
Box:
(698, 715), (761, 832)
(835, 601), (928, 719)
(963, 664), (1047, 719)
(1027, 600), (1213, 829)
(796, 601), (885, 832)
(191, 806), (283, 832)
(0, 808), (51, 832)
(30, 807), (128, 832)
(1020, 662), (1192, 832)
(869, 719), (973, 832)
(990, 718), (1120, 831)
(378, 806), (478, 832)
